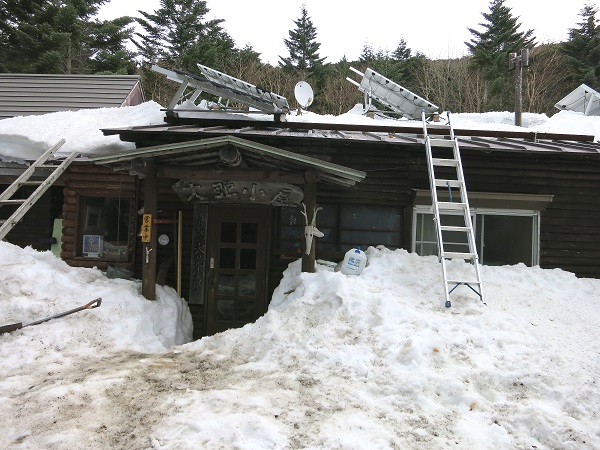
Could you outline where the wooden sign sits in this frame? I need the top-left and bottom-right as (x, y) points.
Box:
(141, 214), (152, 242)
(172, 180), (303, 206)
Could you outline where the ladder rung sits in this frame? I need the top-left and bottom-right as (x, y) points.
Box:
(431, 158), (458, 167)
(429, 138), (456, 147)
(434, 179), (463, 188)
(19, 181), (43, 186)
(0, 199), (26, 205)
(446, 280), (481, 285)
(437, 202), (467, 211)
(442, 251), (478, 260)
(37, 165), (59, 169)
(440, 225), (471, 232)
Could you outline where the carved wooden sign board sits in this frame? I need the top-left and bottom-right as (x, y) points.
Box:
(173, 179), (304, 206)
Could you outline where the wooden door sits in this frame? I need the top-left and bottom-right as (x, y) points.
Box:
(206, 206), (269, 335)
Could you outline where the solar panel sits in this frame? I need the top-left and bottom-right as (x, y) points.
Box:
(346, 66), (438, 119)
(555, 84), (600, 116)
(151, 64), (289, 115)
(196, 64), (289, 113)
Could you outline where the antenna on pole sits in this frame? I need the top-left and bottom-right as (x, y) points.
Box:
(509, 49), (530, 127)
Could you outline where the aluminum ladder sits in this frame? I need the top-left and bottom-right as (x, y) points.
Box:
(0, 139), (77, 241)
(421, 112), (485, 307)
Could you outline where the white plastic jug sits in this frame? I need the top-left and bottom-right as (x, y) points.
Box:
(340, 247), (367, 275)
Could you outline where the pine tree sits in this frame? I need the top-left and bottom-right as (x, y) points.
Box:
(466, 0), (535, 110)
(279, 5), (326, 71)
(134, 0), (234, 71)
(561, 4), (600, 88)
(0, 0), (136, 74)
(392, 38), (412, 61)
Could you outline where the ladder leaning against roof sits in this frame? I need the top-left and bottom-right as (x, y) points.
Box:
(421, 112), (485, 308)
(0, 139), (77, 241)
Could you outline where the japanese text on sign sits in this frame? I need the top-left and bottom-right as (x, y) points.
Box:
(141, 213), (152, 242)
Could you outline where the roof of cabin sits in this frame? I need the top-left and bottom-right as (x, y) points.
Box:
(102, 115), (600, 157)
(0, 73), (144, 120)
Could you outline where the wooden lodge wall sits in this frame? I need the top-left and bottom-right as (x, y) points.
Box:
(263, 136), (600, 280)
(44, 137), (600, 339)
(0, 184), (61, 251)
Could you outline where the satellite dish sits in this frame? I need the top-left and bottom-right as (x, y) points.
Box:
(294, 81), (314, 109)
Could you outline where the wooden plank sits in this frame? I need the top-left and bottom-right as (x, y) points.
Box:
(157, 166), (307, 184)
(301, 182), (317, 273)
(142, 163), (158, 300)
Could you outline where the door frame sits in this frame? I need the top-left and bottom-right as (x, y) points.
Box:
(204, 205), (270, 335)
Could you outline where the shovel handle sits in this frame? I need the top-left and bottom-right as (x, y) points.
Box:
(25, 297), (103, 327)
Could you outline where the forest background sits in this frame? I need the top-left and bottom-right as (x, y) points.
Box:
(1, 0), (600, 116)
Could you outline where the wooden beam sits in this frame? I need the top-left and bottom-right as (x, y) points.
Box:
(301, 181), (317, 273)
(157, 166), (307, 184)
(142, 162), (158, 300)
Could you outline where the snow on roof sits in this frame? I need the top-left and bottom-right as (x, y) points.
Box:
(1, 101), (600, 163)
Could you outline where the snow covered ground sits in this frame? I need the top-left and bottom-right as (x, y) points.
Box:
(1, 241), (599, 449)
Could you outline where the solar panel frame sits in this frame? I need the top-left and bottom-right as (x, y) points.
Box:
(196, 64), (289, 113)
(349, 67), (438, 119)
(554, 84), (600, 116)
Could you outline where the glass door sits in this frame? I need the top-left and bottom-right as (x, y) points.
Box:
(206, 206), (269, 335)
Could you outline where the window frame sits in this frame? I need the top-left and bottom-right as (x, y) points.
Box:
(76, 194), (134, 262)
(411, 205), (540, 266)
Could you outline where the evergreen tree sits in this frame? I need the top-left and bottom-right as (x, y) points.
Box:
(279, 5), (326, 71)
(134, 0), (234, 71)
(359, 43), (376, 64)
(561, 4), (600, 88)
(466, 0), (535, 109)
(0, 0), (136, 74)
(392, 38), (412, 60)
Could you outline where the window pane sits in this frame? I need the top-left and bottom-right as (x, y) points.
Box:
(217, 274), (235, 296)
(217, 299), (234, 320)
(79, 196), (130, 259)
(240, 249), (256, 269)
(340, 205), (401, 251)
(241, 223), (258, 243)
(480, 215), (533, 266)
(415, 212), (471, 256)
(239, 274), (256, 297)
(341, 205), (400, 231)
(221, 222), (237, 243)
(278, 204), (338, 250)
(238, 301), (255, 321)
(219, 248), (236, 268)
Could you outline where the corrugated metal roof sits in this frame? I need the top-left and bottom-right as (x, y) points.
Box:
(0, 73), (144, 119)
(103, 121), (600, 156)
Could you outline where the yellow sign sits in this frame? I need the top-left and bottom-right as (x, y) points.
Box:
(141, 214), (152, 243)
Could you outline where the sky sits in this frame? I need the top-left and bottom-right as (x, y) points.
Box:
(97, 0), (600, 65)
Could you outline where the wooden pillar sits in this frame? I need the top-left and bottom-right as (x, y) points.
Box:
(301, 180), (317, 273)
(142, 162), (158, 299)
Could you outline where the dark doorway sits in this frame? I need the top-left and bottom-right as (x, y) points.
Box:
(205, 206), (269, 335)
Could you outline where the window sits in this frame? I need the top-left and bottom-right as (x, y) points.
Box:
(78, 196), (131, 260)
(278, 203), (402, 256)
(412, 206), (539, 266)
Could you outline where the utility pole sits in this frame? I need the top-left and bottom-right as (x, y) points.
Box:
(509, 49), (530, 126)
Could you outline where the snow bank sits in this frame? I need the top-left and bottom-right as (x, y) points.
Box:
(0, 241), (192, 363)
